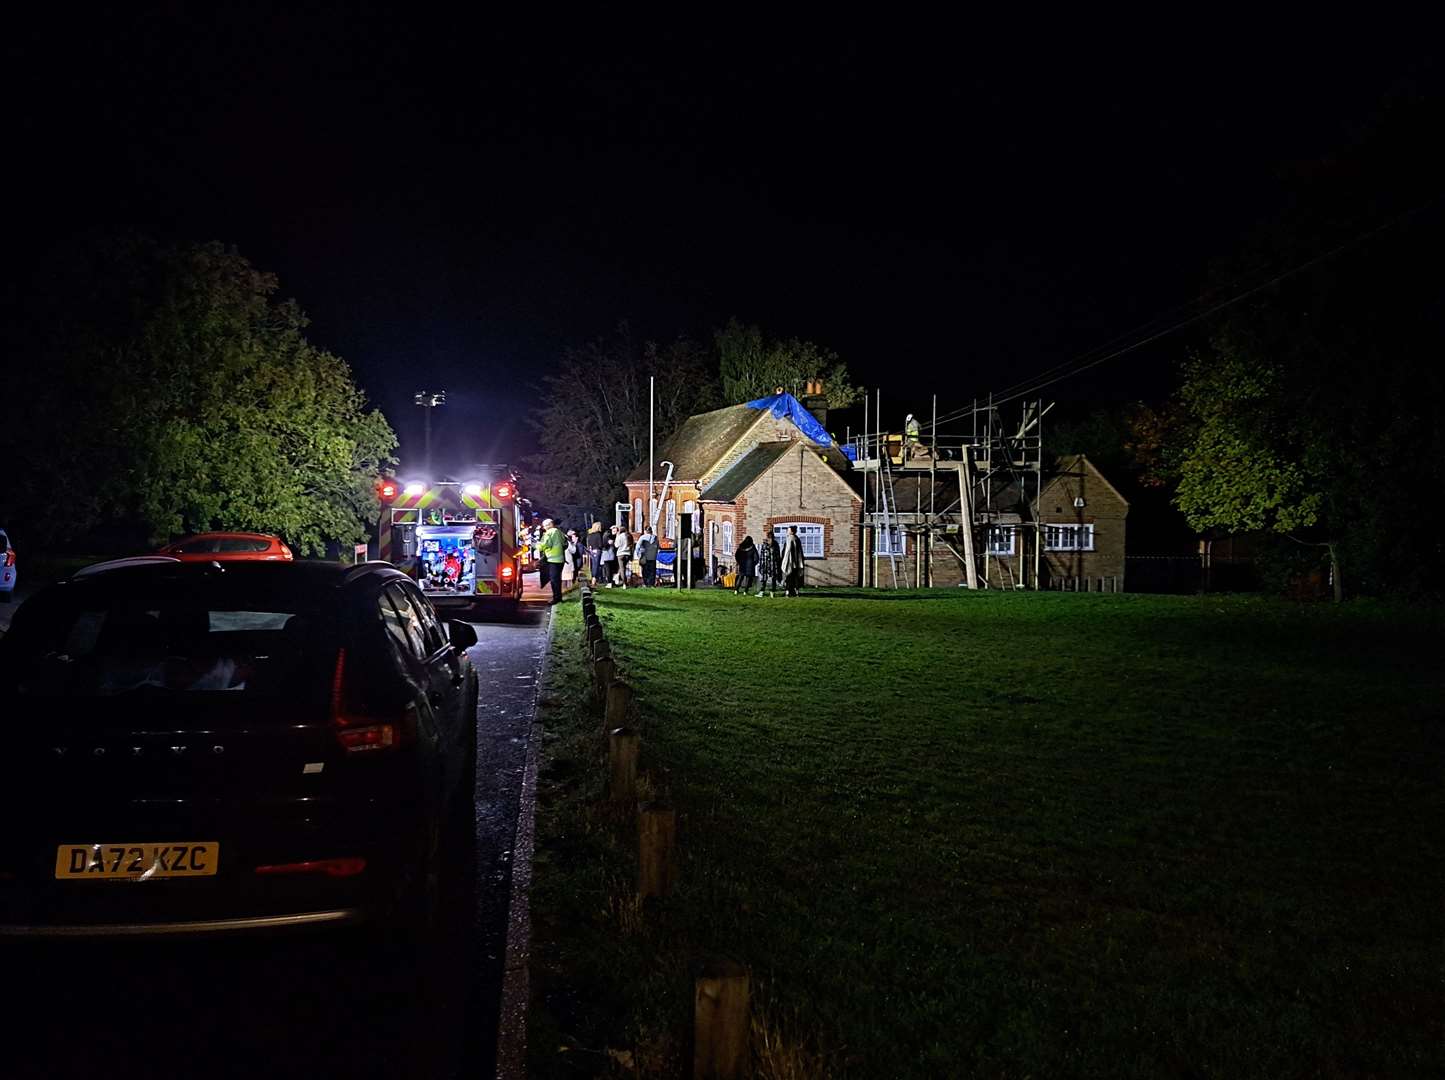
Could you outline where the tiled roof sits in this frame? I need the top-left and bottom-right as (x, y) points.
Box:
(698, 442), (795, 502)
(624, 404), (763, 484)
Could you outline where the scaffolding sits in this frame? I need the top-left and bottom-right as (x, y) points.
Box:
(852, 394), (1049, 589)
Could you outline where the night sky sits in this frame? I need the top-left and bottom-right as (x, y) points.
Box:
(9, 15), (1439, 471)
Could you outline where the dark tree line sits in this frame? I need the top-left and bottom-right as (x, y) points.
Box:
(1099, 93), (1445, 602)
(0, 233), (396, 557)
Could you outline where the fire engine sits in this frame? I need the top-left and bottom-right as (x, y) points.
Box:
(374, 468), (526, 611)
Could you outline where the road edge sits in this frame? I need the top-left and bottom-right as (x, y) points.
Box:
(494, 603), (554, 1079)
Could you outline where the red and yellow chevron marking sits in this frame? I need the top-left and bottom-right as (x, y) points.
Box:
(376, 481), (521, 598)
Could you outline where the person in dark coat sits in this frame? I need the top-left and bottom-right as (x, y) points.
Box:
(756, 532), (781, 597)
(734, 535), (758, 594)
(584, 521), (605, 581)
(780, 525), (805, 597)
(636, 527), (658, 586)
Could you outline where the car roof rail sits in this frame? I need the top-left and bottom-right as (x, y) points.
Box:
(71, 555), (184, 579)
(342, 561), (406, 585)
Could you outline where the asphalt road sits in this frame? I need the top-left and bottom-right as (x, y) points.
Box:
(2, 602), (550, 1080)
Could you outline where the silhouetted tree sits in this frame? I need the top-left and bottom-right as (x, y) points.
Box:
(714, 317), (862, 407)
(530, 324), (720, 522)
(0, 234), (396, 554)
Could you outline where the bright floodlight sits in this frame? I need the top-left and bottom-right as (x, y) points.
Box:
(403, 481), (426, 497)
(463, 483), (483, 497)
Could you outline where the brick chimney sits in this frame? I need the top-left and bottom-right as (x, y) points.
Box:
(800, 379), (828, 429)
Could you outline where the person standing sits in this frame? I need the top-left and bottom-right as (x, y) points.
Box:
(756, 530), (781, 597)
(561, 528), (580, 586)
(780, 525), (805, 597)
(734, 535), (758, 595)
(636, 526), (657, 586)
(530, 524), (546, 594)
(585, 521), (605, 581)
(539, 518), (566, 604)
(904, 413), (921, 462)
(614, 526), (633, 588)
(600, 525), (618, 587)
(689, 538), (707, 588)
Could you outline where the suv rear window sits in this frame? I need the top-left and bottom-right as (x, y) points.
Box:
(217, 537), (271, 553)
(0, 581), (340, 698)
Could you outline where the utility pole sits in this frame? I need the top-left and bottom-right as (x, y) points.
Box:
(414, 390), (446, 475)
(649, 375), (655, 538)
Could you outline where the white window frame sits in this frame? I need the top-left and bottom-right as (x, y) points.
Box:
(1044, 523), (1094, 551)
(721, 521), (735, 560)
(773, 522), (825, 559)
(875, 525), (906, 555)
(666, 500), (677, 539)
(633, 498), (642, 527)
(986, 525), (1016, 557)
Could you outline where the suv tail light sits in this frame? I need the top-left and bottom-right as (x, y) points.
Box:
(329, 648), (409, 753)
(3, 550), (13, 567)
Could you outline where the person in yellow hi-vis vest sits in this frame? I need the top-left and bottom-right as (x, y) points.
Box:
(904, 413), (921, 461)
(539, 518), (566, 605)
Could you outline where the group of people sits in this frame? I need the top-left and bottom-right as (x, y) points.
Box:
(731, 525), (806, 598)
(580, 521), (662, 589)
(527, 519), (807, 604)
(527, 519), (663, 604)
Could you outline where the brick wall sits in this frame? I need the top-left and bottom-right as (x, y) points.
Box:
(862, 528), (971, 589)
(738, 445), (860, 586)
(1034, 458), (1128, 587)
(625, 481), (701, 543)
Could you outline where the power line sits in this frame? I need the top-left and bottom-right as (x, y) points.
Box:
(927, 193), (1443, 431)
(978, 254), (1279, 406)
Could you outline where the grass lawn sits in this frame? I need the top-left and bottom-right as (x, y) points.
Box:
(527, 589), (1443, 1078)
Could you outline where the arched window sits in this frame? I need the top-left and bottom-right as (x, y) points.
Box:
(665, 500), (677, 539)
(633, 498), (642, 529)
(683, 500), (698, 537)
(722, 520), (735, 559)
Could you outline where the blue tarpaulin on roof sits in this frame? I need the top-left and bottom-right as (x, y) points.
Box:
(743, 393), (832, 447)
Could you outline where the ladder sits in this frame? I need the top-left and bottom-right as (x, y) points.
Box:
(998, 555), (1016, 590)
(878, 439), (901, 588)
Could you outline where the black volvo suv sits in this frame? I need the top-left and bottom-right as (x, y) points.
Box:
(0, 560), (478, 936)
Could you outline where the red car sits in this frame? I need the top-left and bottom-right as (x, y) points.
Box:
(158, 532), (294, 562)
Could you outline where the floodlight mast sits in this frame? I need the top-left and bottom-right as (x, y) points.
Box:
(413, 390), (446, 475)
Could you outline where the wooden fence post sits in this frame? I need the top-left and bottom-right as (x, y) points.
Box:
(608, 727), (639, 802)
(605, 680), (632, 731)
(593, 657), (615, 697)
(638, 802), (676, 899)
(694, 960), (750, 1080)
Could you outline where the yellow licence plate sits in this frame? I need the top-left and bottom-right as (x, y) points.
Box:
(55, 843), (220, 880)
